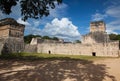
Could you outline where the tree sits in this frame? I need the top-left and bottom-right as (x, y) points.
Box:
(42, 36), (51, 40)
(109, 34), (117, 40)
(0, 0), (62, 21)
(24, 34), (41, 44)
(52, 37), (59, 41)
(109, 34), (120, 41)
(75, 40), (81, 43)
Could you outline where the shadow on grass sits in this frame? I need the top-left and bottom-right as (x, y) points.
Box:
(0, 54), (116, 81)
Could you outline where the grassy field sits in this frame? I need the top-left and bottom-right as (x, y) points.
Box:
(0, 53), (114, 60)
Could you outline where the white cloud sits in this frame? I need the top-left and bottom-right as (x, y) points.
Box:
(106, 6), (120, 18)
(0, 11), (5, 19)
(91, 13), (107, 21)
(105, 4), (120, 34)
(25, 26), (41, 35)
(0, 2), (21, 20)
(42, 18), (81, 41)
(91, 1), (120, 34)
(0, 2), (67, 21)
(106, 20), (120, 34)
(17, 18), (30, 26)
(106, 30), (118, 34)
(49, 3), (68, 18)
(0, 2), (80, 41)
(24, 19), (42, 35)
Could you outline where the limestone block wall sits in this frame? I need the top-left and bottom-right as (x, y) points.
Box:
(0, 38), (5, 54)
(90, 21), (106, 33)
(37, 43), (93, 55)
(91, 42), (119, 57)
(24, 44), (37, 53)
(37, 41), (120, 57)
(82, 32), (110, 44)
(0, 25), (9, 37)
(1, 37), (24, 54)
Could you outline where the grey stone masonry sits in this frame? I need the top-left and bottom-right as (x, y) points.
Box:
(0, 18), (25, 54)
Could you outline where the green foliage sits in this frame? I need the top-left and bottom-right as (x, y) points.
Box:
(0, 53), (109, 61)
(42, 36), (59, 40)
(0, 0), (18, 14)
(42, 36), (51, 40)
(24, 34), (41, 44)
(24, 34), (59, 44)
(109, 34), (120, 41)
(52, 37), (59, 41)
(0, 0), (62, 21)
(75, 40), (81, 43)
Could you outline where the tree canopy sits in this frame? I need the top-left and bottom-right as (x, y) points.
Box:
(0, 0), (62, 21)
(24, 34), (59, 44)
(109, 34), (120, 41)
(24, 34), (41, 44)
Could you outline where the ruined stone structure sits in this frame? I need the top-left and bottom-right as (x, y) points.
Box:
(0, 18), (119, 57)
(82, 21), (110, 44)
(30, 37), (64, 45)
(0, 18), (25, 54)
(37, 41), (119, 57)
(27, 21), (120, 57)
(90, 21), (106, 33)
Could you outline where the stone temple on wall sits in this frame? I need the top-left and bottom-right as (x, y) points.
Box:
(0, 18), (120, 57)
(0, 18), (25, 54)
(82, 21), (110, 44)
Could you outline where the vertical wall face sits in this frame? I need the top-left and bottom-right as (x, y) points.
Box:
(37, 42), (119, 57)
(0, 25), (9, 38)
(37, 43), (92, 55)
(90, 21), (106, 33)
(0, 18), (25, 54)
(9, 25), (24, 38)
(1, 37), (24, 54)
(82, 21), (109, 44)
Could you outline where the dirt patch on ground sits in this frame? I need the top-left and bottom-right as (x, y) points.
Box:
(94, 58), (120, 81)
(0, 58), (119, 81)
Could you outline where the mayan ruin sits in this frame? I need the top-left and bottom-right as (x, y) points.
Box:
(0, 18), (119, 57)
(0, 18), (25, 54)
(27, 20), (120, 57)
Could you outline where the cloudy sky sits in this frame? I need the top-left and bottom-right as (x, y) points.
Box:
(0, 0), (120, 41)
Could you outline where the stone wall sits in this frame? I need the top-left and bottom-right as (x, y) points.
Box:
(37, 41), (119, 57)
(0, 18), (25, 54)
(0, 25), (9, 38)
(25, 20), (120, 57)
(0, 38), (5, 54)
(90, 21), (106, 33)
(24, 44), (37, 53)
(82, 32), (110, 44)
(0, 37), (24, 54)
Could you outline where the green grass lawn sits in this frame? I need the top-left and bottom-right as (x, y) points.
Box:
(0, 53), (115, 61)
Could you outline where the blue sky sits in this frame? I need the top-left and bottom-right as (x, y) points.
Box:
(0, 0), (120, 41)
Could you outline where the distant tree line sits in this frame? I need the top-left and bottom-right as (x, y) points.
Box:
(24, 34), (82, 44)
(24, 34), (59, 44)
(24, 34), (120, 44)
(109, 34), (120, 41)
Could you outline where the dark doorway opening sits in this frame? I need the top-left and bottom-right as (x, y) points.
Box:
(92, 52), (96, 56)
(48, 50), (51, 54)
